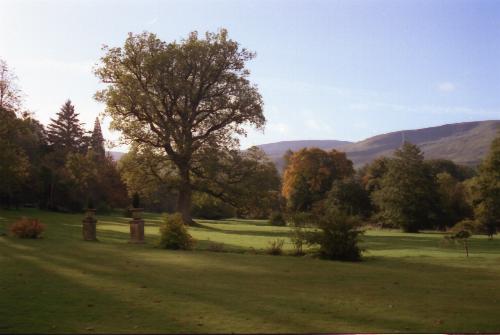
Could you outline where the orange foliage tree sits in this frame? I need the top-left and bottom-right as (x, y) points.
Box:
(282, 148), (354, 211)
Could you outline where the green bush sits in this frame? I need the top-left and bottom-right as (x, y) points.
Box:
(306, 208), (364, 261)
(10, 217), (45, 239)
(159, 213), (194, 250)
(290, 226), (307, 256)
(269, 211), (286, 226)
(266, 239), (285, 255)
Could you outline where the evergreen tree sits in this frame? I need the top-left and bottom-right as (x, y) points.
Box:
(372, 142), (440, 232)
(47, 100), (85, 152)
(90, 117), (106, 159)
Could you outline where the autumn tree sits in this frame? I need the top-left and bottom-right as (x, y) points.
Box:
(372, 142), (440, 232)
(95, 29), (265, 223)
(282, 148), (354, 212)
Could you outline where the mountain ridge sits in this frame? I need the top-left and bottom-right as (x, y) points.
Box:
(257, 120), (500, 170)
(109, 120), (500, 170)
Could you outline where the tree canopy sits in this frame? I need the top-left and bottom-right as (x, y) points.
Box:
(372, 142), (440, 232)
(95, 29), (265, 223)
(282, 148), (354, 212)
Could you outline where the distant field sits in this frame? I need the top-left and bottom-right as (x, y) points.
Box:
(1, 208), (500, 333)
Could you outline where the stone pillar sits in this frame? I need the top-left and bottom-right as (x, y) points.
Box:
(129, 208), (144, 244)
(82, 209), (97, 241)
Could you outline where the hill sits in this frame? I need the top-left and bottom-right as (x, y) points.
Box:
(257, 140), (352, 168)
(258, 120), (500, 170)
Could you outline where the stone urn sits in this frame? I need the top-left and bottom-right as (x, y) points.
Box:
(82, 208), (97, 241)
(129, 208), (145, 244)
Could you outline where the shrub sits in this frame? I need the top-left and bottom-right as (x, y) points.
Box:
(290, 226), (307, 256)
(445, 220), (474, 257)
(306, 208), (364, 261)
(269, 211), (286, 226)
(266, 239), (285, 255)
(159, 213), (194, 250)
(10, 217), (45, 239)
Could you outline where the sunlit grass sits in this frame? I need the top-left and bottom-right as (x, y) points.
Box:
(1, 208), (500, 333)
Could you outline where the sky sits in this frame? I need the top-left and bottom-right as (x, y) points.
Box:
(1, 0), (499, 150)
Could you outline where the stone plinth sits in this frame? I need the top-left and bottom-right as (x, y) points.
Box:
(129, 218), (145, 244)
(82, 209), (97, 241)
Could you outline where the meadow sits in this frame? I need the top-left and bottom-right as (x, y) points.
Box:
(1, 208), (500, 333)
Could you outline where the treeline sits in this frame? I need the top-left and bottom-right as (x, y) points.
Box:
(280, 139), (500, 235)
(0, 60), (127, 212)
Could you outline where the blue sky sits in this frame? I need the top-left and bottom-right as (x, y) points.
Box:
(1, 0), (499, 150)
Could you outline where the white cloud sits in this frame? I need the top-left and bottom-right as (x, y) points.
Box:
(436, 81), (456, 93)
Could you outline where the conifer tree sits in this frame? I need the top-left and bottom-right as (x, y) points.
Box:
(90, 117), (106, 159)
(47, 100), (85, 152)
(372, 142), (440, 232)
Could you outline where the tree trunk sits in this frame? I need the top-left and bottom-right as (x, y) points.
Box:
(176, 164), (193, 225)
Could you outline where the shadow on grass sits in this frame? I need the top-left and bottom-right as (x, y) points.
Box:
(194, 223), (291, 238)
(5, 233), (500, 333)
(1, 238), (448, 333)
(362, 233), (500, 255)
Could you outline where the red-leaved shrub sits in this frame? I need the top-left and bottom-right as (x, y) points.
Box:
(10, 217), (45, 238)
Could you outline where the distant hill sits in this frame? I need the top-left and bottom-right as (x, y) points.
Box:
(258, 120), (500, 170)
(258, 140), (352, 169)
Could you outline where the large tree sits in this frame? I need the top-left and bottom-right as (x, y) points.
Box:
(95, 29), (265, 223)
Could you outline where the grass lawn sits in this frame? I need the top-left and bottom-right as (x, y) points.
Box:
(1, 208), (500, 333)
